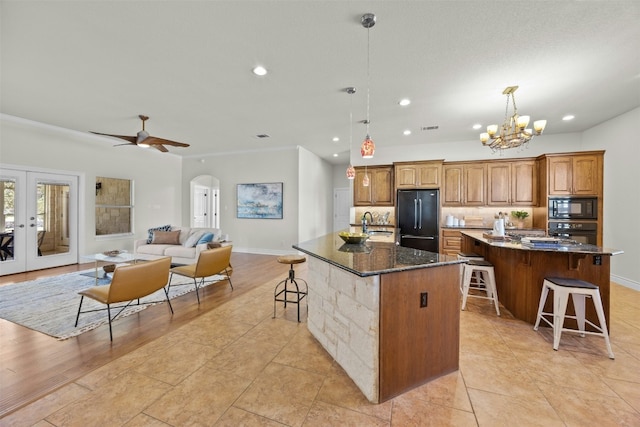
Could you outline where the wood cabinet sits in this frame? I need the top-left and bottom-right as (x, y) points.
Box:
(354, 166), (394, 206)
(487, 160), (537, 206)
(548, 154), (601, 195)
(442, 163), (486, 206)
(394, 160), (443, 189)
(440, 229), (462, 256)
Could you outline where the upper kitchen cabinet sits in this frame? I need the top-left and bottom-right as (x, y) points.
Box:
(442, 162), (486, 206)
(545, 152), (603, 196)
(487, 159), (537, 206)
(354, 166), (394, 206)
(394, 160), (443, 189)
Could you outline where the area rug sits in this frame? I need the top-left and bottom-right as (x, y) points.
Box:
(0, 270), (223, 340)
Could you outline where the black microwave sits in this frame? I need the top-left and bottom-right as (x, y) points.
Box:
(549, 197), (598, 220)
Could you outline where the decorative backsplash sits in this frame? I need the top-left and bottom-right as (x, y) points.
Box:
(351, 207), (396, 226)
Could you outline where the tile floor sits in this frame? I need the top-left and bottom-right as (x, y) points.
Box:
(1, 280), (639, 426)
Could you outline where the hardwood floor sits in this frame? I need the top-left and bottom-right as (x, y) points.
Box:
(0, 253), (293, 418)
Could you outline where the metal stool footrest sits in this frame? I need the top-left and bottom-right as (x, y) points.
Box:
(273, 264), (308, 322)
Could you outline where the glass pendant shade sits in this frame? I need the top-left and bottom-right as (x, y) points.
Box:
(361, 135), (375, 158)
(346, 164), (355, 179)
(362, 173), (370, 187)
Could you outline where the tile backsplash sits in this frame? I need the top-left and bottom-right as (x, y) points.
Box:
(441, 207), (533, 228)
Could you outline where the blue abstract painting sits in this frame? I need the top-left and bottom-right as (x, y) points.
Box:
(237, 183), (283, 219)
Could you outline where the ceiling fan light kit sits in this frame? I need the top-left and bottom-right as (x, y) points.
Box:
(90, 114), (190, 153)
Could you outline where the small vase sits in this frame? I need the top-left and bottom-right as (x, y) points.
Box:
(517, 220), (525, 229)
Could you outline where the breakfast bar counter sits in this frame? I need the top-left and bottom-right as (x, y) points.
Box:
(460, 230), (623, 327)
(293, 232), (463, 403)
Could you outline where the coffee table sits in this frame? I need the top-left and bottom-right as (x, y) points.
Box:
(81, 251), (137, 285)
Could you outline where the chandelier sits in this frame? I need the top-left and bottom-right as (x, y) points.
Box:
(346, 87), (356, 180)
(480, 86), (546, 153)
(360, 13), (376, 159)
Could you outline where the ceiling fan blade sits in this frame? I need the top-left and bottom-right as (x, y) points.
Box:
(90, 131), (137, 144)
(143, 136), (190, 148)
(152, 144), (169, 153)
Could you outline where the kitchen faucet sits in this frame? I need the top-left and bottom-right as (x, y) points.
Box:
(362, 211), (374, 233)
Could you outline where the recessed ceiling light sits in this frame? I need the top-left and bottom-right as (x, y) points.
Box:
(333, 153), (339, 157)
(562, 115), (575, 121)
(399, 98), (411, 106)
(472, 123), (482, 130)
(403, 130), (412, 136)
(252, 66), (267, 76)
(332, 137), (340, 142)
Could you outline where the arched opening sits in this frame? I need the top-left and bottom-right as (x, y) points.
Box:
(190, 175), (220, 229)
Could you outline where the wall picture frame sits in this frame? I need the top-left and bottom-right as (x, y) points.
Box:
(237, 182), (283, 219)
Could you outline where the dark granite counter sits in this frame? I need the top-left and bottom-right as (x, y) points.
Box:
(462, 230), (623, 255)
(293, 232), (462, 277)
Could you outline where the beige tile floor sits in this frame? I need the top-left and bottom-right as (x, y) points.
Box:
(2, 281), (639, 426)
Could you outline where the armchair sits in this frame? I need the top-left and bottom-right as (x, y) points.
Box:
(75, 257), (172, 341)
(169, 245), (233, 304)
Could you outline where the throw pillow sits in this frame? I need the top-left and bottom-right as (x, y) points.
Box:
(151, 230), (181, 245)
(197, 232), (214, 245)
(147, 225), (171, 243)
(183, 230), (205, 247)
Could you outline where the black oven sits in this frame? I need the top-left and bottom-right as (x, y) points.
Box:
(549, 197), (597, 220)
(548, 221), (597, 245)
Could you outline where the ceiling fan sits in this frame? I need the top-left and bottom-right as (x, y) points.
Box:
(91, 115), (190, 152)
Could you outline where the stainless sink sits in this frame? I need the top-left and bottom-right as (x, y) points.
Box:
(367, 230), (393, 236)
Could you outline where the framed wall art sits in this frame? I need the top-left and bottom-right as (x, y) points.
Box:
(237, 182), (283, 219)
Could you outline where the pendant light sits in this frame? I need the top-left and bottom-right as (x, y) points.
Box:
(360, 13), (376, 159)
(346, 87), (356, 179)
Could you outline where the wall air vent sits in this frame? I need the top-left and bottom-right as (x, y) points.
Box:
(421, 126), (439, 131)
(255, 134), (270, 139)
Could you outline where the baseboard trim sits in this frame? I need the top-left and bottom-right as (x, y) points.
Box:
(611, 274), (640, 291)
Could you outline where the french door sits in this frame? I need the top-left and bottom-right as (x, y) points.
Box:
(0, 168), (79, 275)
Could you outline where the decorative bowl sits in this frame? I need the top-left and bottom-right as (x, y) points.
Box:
(338, 231), (369, 244)
(102, 250), (121, 257)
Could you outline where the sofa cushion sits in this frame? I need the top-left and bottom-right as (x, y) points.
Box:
(183, 230), (206, 247)
(164, 245), (198, 259)
(197, 232), (214, 244)
(137, 244), (173, 256)
(147, 224), (171, 243)
(152, 230), (181, 245)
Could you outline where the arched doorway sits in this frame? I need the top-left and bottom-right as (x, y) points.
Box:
(190, 175), (220, 228)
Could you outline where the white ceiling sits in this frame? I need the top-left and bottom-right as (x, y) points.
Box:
(2, 1), (639, 164)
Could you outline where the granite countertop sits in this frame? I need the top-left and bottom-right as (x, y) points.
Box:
(461, 230), (624, 256)
(293, 232), (463, 277)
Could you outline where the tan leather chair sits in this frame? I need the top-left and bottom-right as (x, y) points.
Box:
(75, 257), (172, 341)
(169, 245), (233, 304)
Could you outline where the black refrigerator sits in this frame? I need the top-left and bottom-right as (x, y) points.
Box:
(397, 189), (439, 252)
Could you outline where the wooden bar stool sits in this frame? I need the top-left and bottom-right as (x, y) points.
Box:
(273, 255), (308, 322)
(461, 259), (500, 316)
(534, 277), (614, 359)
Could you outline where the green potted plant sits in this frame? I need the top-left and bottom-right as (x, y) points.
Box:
(511, 210), (529, 228)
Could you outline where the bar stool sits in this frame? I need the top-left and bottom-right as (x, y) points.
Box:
(534, 277), (614, 359)
(461, 259), (500, 315)
(457, 252), (484, 289)
(273, 255), (308, 322)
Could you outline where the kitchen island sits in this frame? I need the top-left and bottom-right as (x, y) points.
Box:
(293, 232), (464, 403)
(460, 230), (623, 327)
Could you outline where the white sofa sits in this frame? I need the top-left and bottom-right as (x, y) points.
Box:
(134, 226), (224, 265)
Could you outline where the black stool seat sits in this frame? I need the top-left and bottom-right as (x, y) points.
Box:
(458, 252), (482, 258)
(467, 259), (493, 267)
(545, 277), (598, 289)
(273, 255), (308, 322)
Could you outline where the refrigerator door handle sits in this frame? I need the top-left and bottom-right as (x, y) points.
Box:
(418, 198), (422, 229)
(414, 198), (418, 229)
(401, 235), (435, 240)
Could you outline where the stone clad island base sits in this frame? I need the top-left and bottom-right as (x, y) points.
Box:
(295, 233), (462, 403)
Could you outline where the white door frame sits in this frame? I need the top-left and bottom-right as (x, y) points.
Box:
(0, 166), (81, 275)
